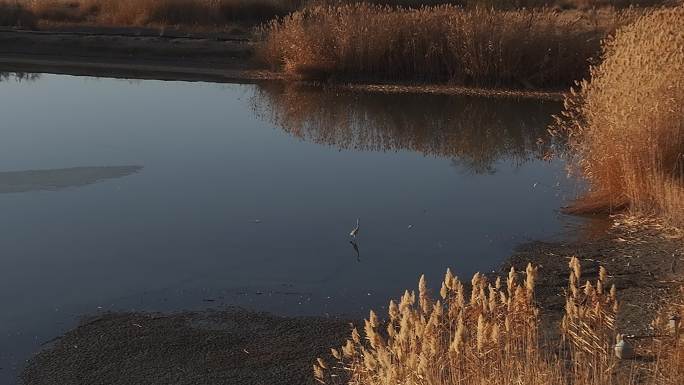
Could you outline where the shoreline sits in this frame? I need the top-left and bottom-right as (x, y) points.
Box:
(8, 26), (680, 385)
(0, 28), (564, 100)
(20, 217), (683, 385)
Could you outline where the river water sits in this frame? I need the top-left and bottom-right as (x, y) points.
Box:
(0, 73), (582, 383)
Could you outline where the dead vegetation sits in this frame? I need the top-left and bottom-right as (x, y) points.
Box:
(315, 258), (683, 385)
(258, 5), (630, 88)
(553, 5), (684, 227)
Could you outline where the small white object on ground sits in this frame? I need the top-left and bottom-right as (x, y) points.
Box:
(614, 334), (634, 359)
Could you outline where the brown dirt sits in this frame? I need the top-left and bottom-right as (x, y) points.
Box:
(505, 216), (684, 337)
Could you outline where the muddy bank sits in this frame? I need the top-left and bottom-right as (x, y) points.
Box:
(0, 27), (278, 83)
(21, 309), (353, 385)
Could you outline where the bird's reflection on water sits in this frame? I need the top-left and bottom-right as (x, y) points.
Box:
(350, 240), (361, 262)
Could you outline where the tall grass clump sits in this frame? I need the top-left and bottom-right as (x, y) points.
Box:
(259, 5), (624, 88)
(312, 0), (671, 9)
(315, 257), (683, 385)
(554, 5), (684, 226)
(315, 264), (563, 385)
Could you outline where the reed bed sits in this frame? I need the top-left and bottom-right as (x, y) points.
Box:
(258, 5), (627, 88)
(553, 5), (684, 226)
(314, 0), (671, 9)
(315, 257), (683, 385)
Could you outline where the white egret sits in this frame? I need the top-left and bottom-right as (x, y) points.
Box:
(350, 218), (360, 238)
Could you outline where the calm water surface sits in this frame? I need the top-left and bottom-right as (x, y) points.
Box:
(0, 73), (580, 382)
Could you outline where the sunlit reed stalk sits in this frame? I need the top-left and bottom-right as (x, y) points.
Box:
(314, 257), (683, 385)
(553, 5), (684, 227)
(258, 4), (631, 88)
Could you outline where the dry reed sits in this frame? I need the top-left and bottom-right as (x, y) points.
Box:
(313, 0), (671, 9)
(553, 5), (684, 226)
(315, 257), (683, 385)
(258, 5), (628, 88)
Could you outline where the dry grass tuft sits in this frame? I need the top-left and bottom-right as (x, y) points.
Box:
(553, 5), (684, 227)
(258, 5), (628, 88)
(315, 257), (683, 385)
(560, 257), (618, 383)
(316, 265), (560, 385)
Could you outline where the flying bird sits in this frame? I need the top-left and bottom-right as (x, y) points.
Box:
(350, 218), (360, 239)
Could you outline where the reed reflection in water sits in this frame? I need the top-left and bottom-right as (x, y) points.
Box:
(0, 72), (41, 83)
(252, 83), (561, 174)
